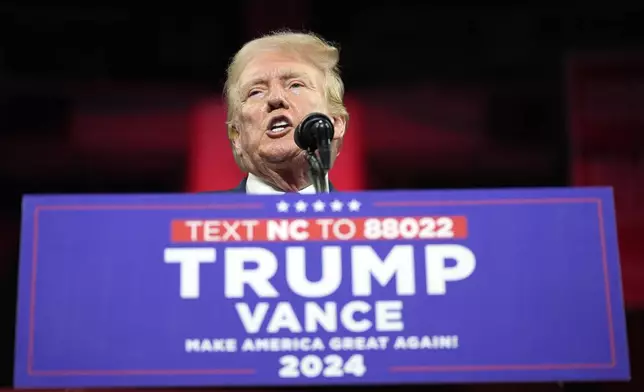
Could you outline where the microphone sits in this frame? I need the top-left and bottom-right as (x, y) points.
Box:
(294, 112), (335, 171)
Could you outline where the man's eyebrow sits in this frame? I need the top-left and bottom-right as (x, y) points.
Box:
(279, 71), (311, 83)
(239, 77), (266, 93)
(240, 71), (312, 92)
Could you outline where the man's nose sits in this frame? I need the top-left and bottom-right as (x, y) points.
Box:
(266, 88), (289, 111)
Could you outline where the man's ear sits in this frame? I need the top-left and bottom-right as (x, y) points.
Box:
(331, 116), (347, 140)
(229, 124), (242, 153)
(228, 124), (246, 170)
(228, 123), (240, 142)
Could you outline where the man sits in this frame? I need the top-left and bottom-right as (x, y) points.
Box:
(220, 29), (349, 194)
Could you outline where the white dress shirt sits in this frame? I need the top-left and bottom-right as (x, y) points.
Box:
(245, 173), (323, 195)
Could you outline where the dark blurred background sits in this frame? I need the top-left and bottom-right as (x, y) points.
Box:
(1, 2), (643, 391)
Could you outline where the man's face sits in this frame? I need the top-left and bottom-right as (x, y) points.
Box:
(232, 50), (344, 171)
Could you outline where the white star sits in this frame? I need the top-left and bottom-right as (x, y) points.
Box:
(294, 200), (308, 212)
(330, 199), (343, 212)
(347, 199), (361, 211)
(312, 200), (326, 212)
(276, 200), (289, 212)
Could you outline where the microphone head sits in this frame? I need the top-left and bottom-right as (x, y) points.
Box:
(294, 112), (334, 151)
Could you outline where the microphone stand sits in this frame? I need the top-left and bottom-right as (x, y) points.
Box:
(305, 151), (329, 193)
(304, 136), (331, 193)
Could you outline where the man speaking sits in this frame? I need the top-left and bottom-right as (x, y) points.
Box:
(220, 30), (349, 194)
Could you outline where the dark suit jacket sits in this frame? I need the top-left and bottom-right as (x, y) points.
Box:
(202, 177), (335, 193)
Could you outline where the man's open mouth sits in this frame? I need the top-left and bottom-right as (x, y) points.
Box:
(267, 116), (293, 136)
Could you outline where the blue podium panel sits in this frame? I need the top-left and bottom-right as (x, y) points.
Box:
(14, 187), (629, 388)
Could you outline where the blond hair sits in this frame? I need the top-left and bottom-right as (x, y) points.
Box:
(223, 30), (348, 140)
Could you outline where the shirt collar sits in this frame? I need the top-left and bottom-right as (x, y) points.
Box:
(245, 173), (320, 195)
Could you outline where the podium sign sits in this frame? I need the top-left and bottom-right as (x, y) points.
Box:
(14, 187), (630, 388)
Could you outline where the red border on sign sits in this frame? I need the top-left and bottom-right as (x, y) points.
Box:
(25, 197), (617, 376)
